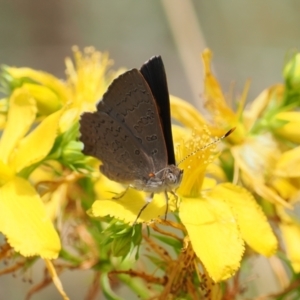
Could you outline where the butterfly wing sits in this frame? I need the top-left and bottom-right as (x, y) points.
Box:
(140, 56), (176, 165)
(80, 68), (168, 183)
(80, 110), (152, 183)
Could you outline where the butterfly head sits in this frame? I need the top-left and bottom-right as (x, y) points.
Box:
(132, 165), (183, 194)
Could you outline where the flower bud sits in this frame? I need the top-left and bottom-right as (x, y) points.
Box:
(283, 53), (300, 91)
(274, 111), (300, 144)
(62, 141), (84, 162)
(111, 233), (132, 257)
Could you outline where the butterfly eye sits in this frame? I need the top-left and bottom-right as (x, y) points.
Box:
(167, 172), (176, 183)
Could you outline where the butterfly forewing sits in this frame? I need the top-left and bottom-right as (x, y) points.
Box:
(96, 69), (168, 173)
(140, 56), (176, 165)
(80, 67), (169, 183)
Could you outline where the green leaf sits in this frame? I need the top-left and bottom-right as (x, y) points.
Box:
(153, 234), (182, 254)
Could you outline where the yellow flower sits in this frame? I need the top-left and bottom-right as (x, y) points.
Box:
(4, 47), (121, 231)
(201, 49), (246, 144)
(1, 48), (144, 298)
(0, 88), (61, 259)
(6, 67), (67, 114)
(90, 175), (169, 224)
(83, 51), (278, 281)
(0, 48), (127, 300)
(60, 47), (125, 131)
(89, 110), (277, 282)
(231, 134), (294, 207)
(232, 94), (300, 205)
(176, 126), (277, 282)
(5, 47), (123, 133)
(200, 49), (295, 209)
(65, 46), (123, 110)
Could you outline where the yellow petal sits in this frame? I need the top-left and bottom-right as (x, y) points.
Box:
(170, 95), (206, 129)
(202, 177), (217, 190)
(0, 98), (8, 130)
(274, 111), (300, 144)
(201, 49), (236, 125)
(0, 159), (14, 185)
(94, 174), (124, 200)
(45, 259), (69, 300)
(7, 67), (69, 104)
(275, 111), (300, 122)
(29, 160), (63, 184)
(269, 177), (298, 201)
(0, 88), (37, 164)
(275, 146), (300, 177)
(0, 114), (5, 130)
(0, 177), (61, 258)
(201, 49), (227, 106)
(179, 196), (244, 282)
(232, 135), (280, 180)
(209, 183), (278, 256)
(13, 109), (63, 172)
(66, 47), (114, 107)
(231, 145), (291, 208)
(244, 84), (283, 130)
(171, 124), (191, 145)
(176, 128), (216, 197)
(23, 83), (62, 115)
(59, 107), (80, 132)
(90, 189), (171, 225)
(277, 206), (300, 272)
(280, 222), (300, 272)
(206, 163), (227, 182)
(200, 49), (244, 143)
(255, 181), (292, 209)
(44, 183), (68, 221)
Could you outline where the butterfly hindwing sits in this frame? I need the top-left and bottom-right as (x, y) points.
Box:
(80, 110), (154, 183)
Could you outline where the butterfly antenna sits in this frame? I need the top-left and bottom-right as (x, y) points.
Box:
(177, 127), (236, 166)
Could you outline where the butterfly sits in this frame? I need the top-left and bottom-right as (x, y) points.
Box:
(79, 56), (183, 223)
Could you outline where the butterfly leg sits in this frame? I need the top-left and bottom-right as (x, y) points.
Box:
(113, 186), (130, 200)
(164, 191), (169, 220)
(133, 192), (154, 225)
(170, 190), (179, 209)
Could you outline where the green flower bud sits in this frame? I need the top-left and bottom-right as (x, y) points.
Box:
(111, 232), (132, 257)
(62, 140), (84, 163)
(283, 53), (300, 91)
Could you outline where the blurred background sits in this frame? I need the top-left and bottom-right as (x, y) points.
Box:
(2, 0), (300, 108)
(0, 0), (300, 299)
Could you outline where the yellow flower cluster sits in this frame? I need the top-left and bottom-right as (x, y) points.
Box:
(0, 47), (300, 298)
(0, 47), (122, 298)
(88, 50), (278, 282)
